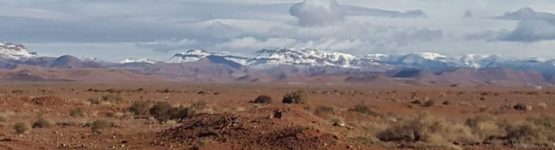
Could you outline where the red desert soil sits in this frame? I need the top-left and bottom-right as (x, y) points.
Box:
(161, 105), (357, 149)
(0, 82), (553, 149)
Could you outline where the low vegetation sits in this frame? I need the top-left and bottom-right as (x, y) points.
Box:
(149, 102), (191, 122)
(70, 107), (85, 117)
(0, 115), (7, 127)
(91, 119), (112, 132)
(349, 104), (379, 116)
(377, 113), (555, 149)
(129, 101), (197, 123)
(253, 95), (272, 104)
(14, 122), (30, 134)
(313, 106), (335, 115)
(282, 90), (308, 104)
(33, 117), (53, 128)
(129, 101), (153, 115)
(88, 94), (123, 105)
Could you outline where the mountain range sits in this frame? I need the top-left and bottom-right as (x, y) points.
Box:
(0, 42), (554, 86)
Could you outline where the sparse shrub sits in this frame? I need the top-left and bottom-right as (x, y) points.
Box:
(504, 123), (548, 144)
(422, 100), (435, 107)
(33, 117), (53, 128)
(129, 101), (153, 115)
(520, 116), (555, 143)
(314, 106), (335, 115)
(70, 107), (85, 117)
(190, 101), (208, 110)
(101, 94), (122, 103)
(149, 102), (192, 122)
(56, 120), (86, 127)
(14, 122), (30, 134)
(87, 98), (101, 105)
(253, 95), (272, 104)
(149, 102), (173, 121)
(410, 100), (422, 105)
(377, 112), (477, 146)
(0, 115), (7, 123)
(282, 90), (308, 104)
(465, 116), (503, 141)
(349, 105), (379, 116)
(91, 120), (112, 132)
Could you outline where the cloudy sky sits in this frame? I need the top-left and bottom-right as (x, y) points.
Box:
(1, 0), (555, 61)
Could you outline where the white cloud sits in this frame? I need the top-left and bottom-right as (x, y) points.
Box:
(216, 37), (296, 51)
(470, 7), (555, 42)
(5, 0), (555, 60)
(135, 39), (199, 52)
(289, 0), (346, 26)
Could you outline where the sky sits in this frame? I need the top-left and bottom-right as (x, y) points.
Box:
(1, 0), (555, 61)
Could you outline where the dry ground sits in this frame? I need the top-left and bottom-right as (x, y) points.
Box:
(0, 81), (554, 149)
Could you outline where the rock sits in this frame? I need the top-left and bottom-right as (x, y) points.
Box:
(410, 100), (422, 105)
(333, 121), (346, 127)
(513, 103), (532, 111)
(538, 103), (548, 109)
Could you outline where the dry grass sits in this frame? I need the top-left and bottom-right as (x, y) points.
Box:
(349, 105), (379, 116)
(91, 120), (112, 133)
(70, 107), (85, 117)
(129, 101), (153, 115)
(377, 113), (555, 149)
(377, 112), (477, 148)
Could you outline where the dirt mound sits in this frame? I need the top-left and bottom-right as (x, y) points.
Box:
(161, 106), (348, 149)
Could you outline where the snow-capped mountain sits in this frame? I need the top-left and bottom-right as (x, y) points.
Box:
(248, 48), (354, 68)
(167, 49), (249, 65)
(159, 48), (555, 76)
(120, 58), (158, 64)
(166, 48), (355, 68)
(0, 42), (36, 60)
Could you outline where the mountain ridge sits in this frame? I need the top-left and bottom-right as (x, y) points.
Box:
(2, 42), (555, 86)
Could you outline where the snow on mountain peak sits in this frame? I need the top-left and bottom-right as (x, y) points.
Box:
(159, 48), (555, 72)
(251, 48), (354, 67)
(417, 52), (446, 60)
(168, 49), (211, 63)
(121, 58), (158, 64)
(168, 49), (249, 64)
(0, 42), (36, 60)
